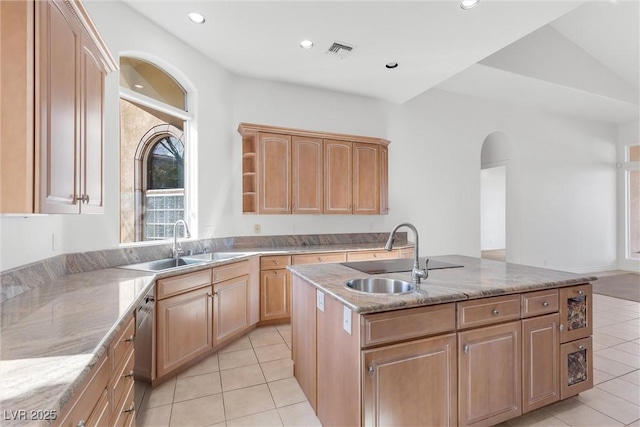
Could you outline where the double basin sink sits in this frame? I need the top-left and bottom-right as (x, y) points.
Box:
(119, 252), (252, 272)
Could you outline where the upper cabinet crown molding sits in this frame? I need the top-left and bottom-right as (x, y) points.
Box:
(238, 123), (390, 215)
(237, 123), (390, 147)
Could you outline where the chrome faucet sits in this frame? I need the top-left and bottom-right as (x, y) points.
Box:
(171, 220), (191, 258)
(385, 222), (428, 286)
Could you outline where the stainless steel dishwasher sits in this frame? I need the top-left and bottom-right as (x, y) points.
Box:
(134, 284), (155, 412)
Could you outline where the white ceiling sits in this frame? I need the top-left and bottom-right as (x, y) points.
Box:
(119, 0), (640, 122)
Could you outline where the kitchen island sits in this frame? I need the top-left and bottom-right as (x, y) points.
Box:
(288, 255), (596, 427)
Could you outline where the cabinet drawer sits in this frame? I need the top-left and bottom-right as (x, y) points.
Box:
(521, 289), (558, 318)
(213, 260), (249, 283)
(560, 336), (593, 399)
(111, 377), (135, 427)
(361, 303), (456, 348)
(110, 315), (135, 372)
(346, 249), (398, 262)
(56, 353), (110, 427)
(157, 269), (212, 299)
(292, 251), (346, 265)
(111, 347), (135, 413)
(260, 255), (291, 270)
(457, 295), (521, 330)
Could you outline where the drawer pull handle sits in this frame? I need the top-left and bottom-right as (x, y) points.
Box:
(373, 254), (377, 258)
(368, 366), (374, 377)
(543, 301), (549, 307)
(492, 309), (499, 315)
(274, 261), (279, 265)
(125, 335), (135, 343)
(578, 290), (585, 295)
(124, 370), (134, 378)
(77, 421), (86, 427)
(559, 324), (564, 331)
(464, 344), (470, 354)
(578, 345), (585, 350)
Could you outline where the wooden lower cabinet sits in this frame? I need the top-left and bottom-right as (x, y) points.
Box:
(156, 286), (213, 378)
(292, 274), (317, 410)
(458, 321), (522, 427)
(522, 313), (560, 413)
(362, 334), (458, 427)
(260, 269), (290, 321)
(213, 275), (250, 345)
(560, 336), (593, 399)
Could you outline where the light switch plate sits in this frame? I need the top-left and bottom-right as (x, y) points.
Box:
(343, 305), (351, 334)
(316, 290), (324, 312)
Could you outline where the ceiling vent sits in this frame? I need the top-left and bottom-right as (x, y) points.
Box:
(327, 41), (355, 58)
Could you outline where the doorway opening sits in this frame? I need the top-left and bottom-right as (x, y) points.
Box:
(480, 131), (511, 262)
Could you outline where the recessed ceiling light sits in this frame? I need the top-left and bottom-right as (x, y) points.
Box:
(134, 84), (144, 89)
(460, 0), (480, 10)
(385, 62), (399, 69)
(299, 40), (314, 49)
(188, 12), (206, 24)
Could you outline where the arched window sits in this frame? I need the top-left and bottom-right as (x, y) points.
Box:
(119, 56), (192, 243)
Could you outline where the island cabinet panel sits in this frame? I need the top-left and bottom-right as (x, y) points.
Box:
(560, 336), (593, 399)
(316, 292), (361, 427)
(559, 284), (592, 343)
(292, 136), (323, 214)
(522, 313), (560, 413)
(156, 286), (213, 378)
(458, 321), (522, 427)
(324, 139), (353, 214)
(362, 333), (458, 427)
(292, 275), (317, 410)
(257, 132), (291, 214)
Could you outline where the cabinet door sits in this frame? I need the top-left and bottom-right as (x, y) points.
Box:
(38, 0), (81, 213)
(79, 36), (106, 213)
(379, 144), (389, 214)
(257, 132), (291, 213)
(458, 321), (521, 427)
(522, 314), (560, 413)
(213, 275), (250, 345)
(324, 139), (352, 214)
(353, 142), (379, 215)
(156, 286), (212, 378)
(363, 334), (458, 427)
(260, 269), (290, 321)
(560, 336), (593, 399)
(559, 284), (592, 343)
(292, 136), (323, 214)
(0, 0), (35, 213)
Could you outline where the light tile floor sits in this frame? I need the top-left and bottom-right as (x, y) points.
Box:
(137, 292), (640, 427)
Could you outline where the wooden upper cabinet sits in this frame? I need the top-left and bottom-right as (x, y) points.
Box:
(238, 123), (390, 215)
(257, 132), (291, 214)
(324, 139), (352, 214)
(292, 136), (323, 214)
(1, 0), (116, 214)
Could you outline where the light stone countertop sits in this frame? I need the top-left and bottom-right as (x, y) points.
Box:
(0, 242), (413, 425)
(287, 254), (598, 314)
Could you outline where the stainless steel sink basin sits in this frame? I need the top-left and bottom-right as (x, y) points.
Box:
(181, 252), (252, 262)
(344, 278), (415, 295)
(118, 257), (207, 272)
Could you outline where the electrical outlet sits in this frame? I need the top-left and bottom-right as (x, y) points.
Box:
(316, 290), (325, 312)
(254, 224), (261, 234)
(343, 305), (352, 334)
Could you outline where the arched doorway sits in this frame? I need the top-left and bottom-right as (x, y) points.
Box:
(481, 131), (511, 262)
